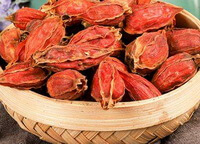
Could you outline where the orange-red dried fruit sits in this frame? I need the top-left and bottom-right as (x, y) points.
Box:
(124, 2), (182, 34)
(119, 71), (161, 100)
(53, 0), (96, 16)
(24, 17), (65, 61)
(47, 69), (87, 100)
(69, 25), (122, 50)
(125, 30), (169, 76)
(91, 59), (125, 109)
(0, 62), (49, 89)
(104, 0), (135, 6)
(33, 45), (120, 71)
(6, 8), (47, 30)
(136, 0), (151, 4)
(167, 29), (200, 55)
(80, 2), (131, 26)
(103, 57), (128, 72)
(26, 19), (43, 32)
(0, 28), (24, 63)
(15, 39), (27, 62)
(152, 52), (197, 93)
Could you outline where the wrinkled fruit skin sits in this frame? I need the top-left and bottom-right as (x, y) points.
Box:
(53, 0), (95, 16)
(103, 57), (128, 72)
(124, 2), (183, 34)
(125, 30), (169, 76)
(0, 28), (24, 63)
(33, 45), (120, 71)
(136, 0), (151, 4)
(0, 62), (50, 89)
(119, 71), (161, 100)
(6, 7), (47, 30)
(47, 69), (88, 100)
(152, 52), (197, 93)
(69, 25), (122, 50)
(103, 0), (136, 6)
(51, 0), (96, 26)
(24, 17), (65, 61)
(91, 59), (125, 109)
(167, 29), (200, 55)
(80, 2), (132, 26)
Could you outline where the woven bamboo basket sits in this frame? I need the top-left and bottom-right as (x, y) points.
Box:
(0, 7), (200, 144)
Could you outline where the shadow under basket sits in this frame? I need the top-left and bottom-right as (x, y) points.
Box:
(0, 10), (200, 144)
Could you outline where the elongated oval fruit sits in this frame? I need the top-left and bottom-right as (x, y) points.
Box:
(167, 29), (200, 55)
(0, 62), (50, 89)
(80, 2), (132, 26)
(69, 25), (122, 50)
(33, 44), (121, 71)
(125, 30), (169, 76)
(91, 60), (125, 109)
(24, 16), (65, 61)
(53, 0), (96, 16)
(124, 2), (182, 34)
(0, 28), (26, 63)
(119, 71), (161, 100)
(152, 52), (197, 93)
(42, 0), (96, 26)
(6, 7), (47, 30)
(47, 69), (88, 100)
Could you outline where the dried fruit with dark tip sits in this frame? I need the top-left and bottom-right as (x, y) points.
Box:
(47, 69), (88, 100)
(91, 59), (125, 109)
(124, 2), (182, 34)
(119, 71), (161, 100)
(125, 30), (169, 76)
(167, 29), (200, 55)
(0, 62), (50, 89)
(6, 7), (47, 30)
(152, 53), (197, 93)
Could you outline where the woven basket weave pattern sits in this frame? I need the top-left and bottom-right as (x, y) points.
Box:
(2, 101), (199, 144)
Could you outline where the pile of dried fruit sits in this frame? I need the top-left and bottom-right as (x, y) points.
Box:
(0, 0), (200, 110)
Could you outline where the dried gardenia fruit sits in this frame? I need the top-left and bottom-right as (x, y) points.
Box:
(152, 52), (197, 93)
(125, 30), (169, 76)
(47, 69), (87, 100)
(136, 0), (151, 4)
(33, 44), (121, 71)
(53, 0), (96, 16)
(91, 59), (125, 109)
(0, 28), (24, 63)
(167, 29), (200, 55)
(80, 1), (132, 26)
(6, 7), (47, 30)
(26, 19), (43, 32)
(103, 57), (128, 72)
(24, 16), (65, 61)
(103, 0), (135, 7)
(119, 71), (161, 100)
(42, 0), (96, 26)
(0, 62), (49, 89)
(124, 2), (183, 34)
(69, 25), (122, 50)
